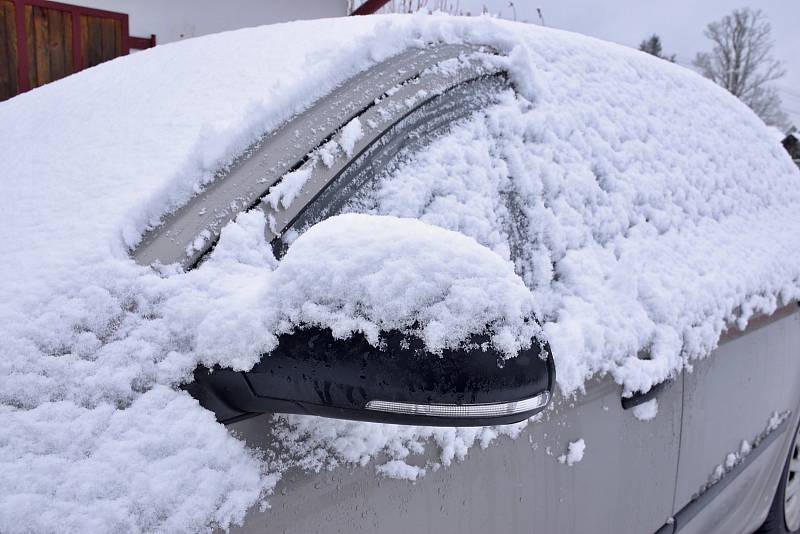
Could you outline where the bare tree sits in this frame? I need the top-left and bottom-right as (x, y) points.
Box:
(638, 34), (676, 62)
(536, 8), (545, 26)
(693, 8), (788, 128)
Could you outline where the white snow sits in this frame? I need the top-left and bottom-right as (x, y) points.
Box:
(318, 139), (339, 168)
(766, 125), (787, 142)
(740, 440), (752, 456)
(0, 387), (273, 533)
(558, 438), (586, 466)
(631, 399), (659, 421)
(724, 452), (737, 469)
(265, 168), (313, 210)
(310, 117), (366, 169)
(375, 460), (426, 481)
(271, 411), (527, 474)
(267, 213), (540, 356)
(338, 117), (364, 157)
(347, 65), (800, 397)
(2, 11), (800, 533)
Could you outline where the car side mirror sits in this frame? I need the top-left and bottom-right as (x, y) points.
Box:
(187, 326), (554, 427)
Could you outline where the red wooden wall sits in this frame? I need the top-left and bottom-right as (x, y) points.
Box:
(0, 0), (155, 101)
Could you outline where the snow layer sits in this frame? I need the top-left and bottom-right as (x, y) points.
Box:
(264, 168), (313, 210)
(631, 399), (659, 421)
(558, 438), (586, 466)
(376, 460), (426, 481)
(346, 61), (800, 396)
(2, 11), (800, 533)
(268, 214), (539, 356)
(272, 408), (528, 478)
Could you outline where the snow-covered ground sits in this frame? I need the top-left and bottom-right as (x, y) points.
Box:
(2, 12), (800, 533)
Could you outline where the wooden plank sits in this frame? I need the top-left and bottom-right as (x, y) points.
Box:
(99, 16), (114, 61)
(0, 3), (130, 97)
(79, 13), (88, 68)
(80, 15), (92, 69)
(62, 9), (72, 73)
(32, 6), (49, 88)
(24, 4), (35, 87)
(114, 18), (121, 57)
(0, 0), (18, 100)
(80, 15), (121, 68)
(15, 0), (28, 93)
(70, 5), (80, 71)
(6, 1), (17, 94)
(0, 3), (8, 99)
(46, 7), (64, 80)
(89, 15), (102, 67)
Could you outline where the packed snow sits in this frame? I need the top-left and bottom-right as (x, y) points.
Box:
(558, 438), (586, 466)
(315, 117), (365, 168)
(264, 168), (313, 210)
(631, 399), (659, 421)
(272, 407), (529, 479)
(268, 214), (539, 356)
(376, 460), (426, 481)
(338, 117), (365, 157)
(2, 10), (800, 533)
(343, 77), (800, 396)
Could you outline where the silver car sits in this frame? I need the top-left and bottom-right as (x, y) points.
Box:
(133, 44), (800, 534)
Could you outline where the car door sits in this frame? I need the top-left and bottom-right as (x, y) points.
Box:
(134, 44), (684, 532)
(218, 46), (682, 533)
(228, 375), (682, 534)
(672, 304), (800, 534)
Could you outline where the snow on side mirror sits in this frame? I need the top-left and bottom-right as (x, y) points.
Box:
(186, 213), (554, 426)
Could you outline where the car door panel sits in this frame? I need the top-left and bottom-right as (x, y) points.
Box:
(674, 420), (791, 534)
(142, 43), (691, 533)
(675, 307), (800, 532)
(227, 374), (681, 534)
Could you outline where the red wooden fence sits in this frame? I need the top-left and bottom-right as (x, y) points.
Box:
(0, 0), (155, 101)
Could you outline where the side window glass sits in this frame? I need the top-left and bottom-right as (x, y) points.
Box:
(333, 90), (539, 287)
(277, 77), (519, 258)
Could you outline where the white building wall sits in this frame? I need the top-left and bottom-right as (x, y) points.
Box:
(74, 0), (349, 45)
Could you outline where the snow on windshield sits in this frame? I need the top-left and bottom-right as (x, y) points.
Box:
(2, 12), (800, 533)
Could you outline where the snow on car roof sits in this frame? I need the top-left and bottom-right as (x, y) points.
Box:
(2, 13), (800, 533)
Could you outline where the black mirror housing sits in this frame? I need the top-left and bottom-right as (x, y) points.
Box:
(187, 327), (554, 427)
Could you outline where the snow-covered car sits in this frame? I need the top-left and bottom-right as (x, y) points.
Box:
(3, 14), (800, 534)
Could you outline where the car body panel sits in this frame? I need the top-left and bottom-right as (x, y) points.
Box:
(227, 372), (682, 534)
(674, 422), (789, 534)
(227, 308), (800, 534)
(674, 307), (800, 532)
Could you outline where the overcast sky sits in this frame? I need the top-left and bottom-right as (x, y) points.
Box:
(450, 0), (800, 128)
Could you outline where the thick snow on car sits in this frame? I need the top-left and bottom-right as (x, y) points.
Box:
(2, 13), (800, 534)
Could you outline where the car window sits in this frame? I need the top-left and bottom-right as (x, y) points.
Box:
(325, 91), (541, 288)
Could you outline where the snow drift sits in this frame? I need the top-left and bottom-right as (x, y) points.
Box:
(1, 12), (799, 533)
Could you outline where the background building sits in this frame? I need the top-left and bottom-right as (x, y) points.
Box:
(76, 0), (349, 45)
(0, 0), (354, 101)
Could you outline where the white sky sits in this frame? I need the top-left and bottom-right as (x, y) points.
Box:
(450, 0), (800, 128)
